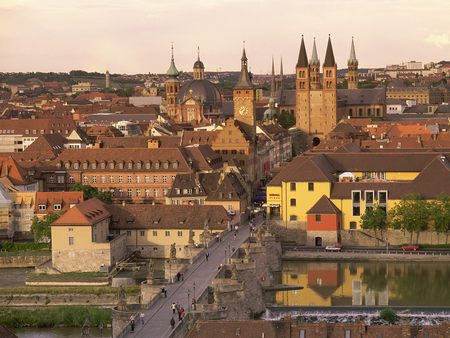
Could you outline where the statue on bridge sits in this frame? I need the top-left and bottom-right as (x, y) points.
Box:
(170, 243), (177, 260)
(117, 285), (127, 311)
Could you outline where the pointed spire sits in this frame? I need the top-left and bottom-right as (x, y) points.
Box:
(348, 36), (358, 65)
(270, 56), (276, 98)
(235, 42), (253, 89)
(166, 42), (179, 77)
(280, 57), (283, 77)
(324, 35), (336, 67)
(310, 37), (319, 65)
(197, 46), (200, 61)
(297, 35), (308, 67)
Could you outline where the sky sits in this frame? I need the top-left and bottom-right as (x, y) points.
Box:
(0, 0), (449, 74)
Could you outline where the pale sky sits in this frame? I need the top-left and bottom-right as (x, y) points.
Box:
(0, 0), (449, 74)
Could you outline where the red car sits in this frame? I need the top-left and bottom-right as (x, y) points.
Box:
(401, 245), (419, 251)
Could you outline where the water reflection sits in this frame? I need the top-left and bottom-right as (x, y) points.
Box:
(14, 327), (111, 338)
(276, 261), (450, 307)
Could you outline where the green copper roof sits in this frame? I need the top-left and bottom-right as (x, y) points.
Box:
(323, 36), (336, 67)
(310, 38), (320, 65)
(348, 37), (358, 66)
(297, 36), (308, 67)
(166, 44), (179, 77)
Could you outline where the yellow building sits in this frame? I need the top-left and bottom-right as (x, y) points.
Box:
(107, 204), (229, 258)
(267, 152), (450, 246)
(51, 198), (126, 272)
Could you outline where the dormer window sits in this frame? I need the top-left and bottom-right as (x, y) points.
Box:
(172, 161), (178, 169)
(39, 204), (46, 211)
(65, 162), (71, 169)
(91, 162), (97, 169)
(110, 161), (115, 169)
(155, 162), (160, 169)
(128, 162), (133, 169)
(100, 162), (106, 169)
(54, 204), (62, 210)
(74, 162), (79, 170)
(146, 162), (151, 169)
(136, 162), (142, 169)
(176, 188), (180, 195)
(83, 162), (88, 170)
(163, 162), (169, 169)
(119, 162), (124, 169)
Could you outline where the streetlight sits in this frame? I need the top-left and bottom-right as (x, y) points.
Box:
(193, 282), (196, 300)
(225, 248), (227, 263)
(187, 289), (190, 311)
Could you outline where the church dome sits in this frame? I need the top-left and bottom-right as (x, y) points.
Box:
(193, 60), (204, 69)
(177, 79), (222, 105)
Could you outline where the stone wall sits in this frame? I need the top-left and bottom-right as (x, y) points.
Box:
(52, 248), (114, 272)
(0, 254), (50, 268)
(0, 293), (139, 307)
(268, 220), (307, 244)
(306, 230), (339, 247)
(130, 244), (203, 260)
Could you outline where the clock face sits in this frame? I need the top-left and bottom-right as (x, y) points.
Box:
(239, 105), (248, 116)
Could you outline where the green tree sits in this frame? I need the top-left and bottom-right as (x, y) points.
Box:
(276, 111), (296, 129)
(429, 194), (450, 244)
(380, 308), (398, 323)
(70, 183), (112, 204)
(389, 194), (430, 244)
(31, 213), (61, 245)
(360, 205), (387, 234)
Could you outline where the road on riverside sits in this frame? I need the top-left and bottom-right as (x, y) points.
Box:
(126, 219), (254, 338)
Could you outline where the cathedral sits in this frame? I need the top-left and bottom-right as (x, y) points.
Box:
(165, 46), (222, 124)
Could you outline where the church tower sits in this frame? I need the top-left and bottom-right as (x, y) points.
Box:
(105, 70), (110, 89)
(309, 38), (320, 90)
(347, 37), (358, 89)
(233, 45), (256, 141)
(165, 44), (180, 120)
(270, 57), (276, 99)
(193, 46), (205, 80)
(295, 35), (310, 131)
(322, 35), (338, 135)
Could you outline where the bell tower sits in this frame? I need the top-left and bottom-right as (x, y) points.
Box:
(295, 35), (310, 131)
(347, 37), (359, 89)
(322, 35), (338, 135)
(165, 43), (180, 120)
(193, 46), (205, 80)
(233, 43), (256, 141)
(309, 38), (320, 90)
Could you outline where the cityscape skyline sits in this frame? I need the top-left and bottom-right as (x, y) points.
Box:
(0, 0), (449, 74)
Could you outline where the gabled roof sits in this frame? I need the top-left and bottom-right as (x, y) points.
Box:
(24, 133), (66, 157)
(307, 195), (341, 214)
(35, 191), (83, 214)
(51, 198), (110, 226)
(297, 36), (308, 67)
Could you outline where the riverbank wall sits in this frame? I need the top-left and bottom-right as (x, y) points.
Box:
(0, 255), (50, 268)
(283, 250), (450, 261)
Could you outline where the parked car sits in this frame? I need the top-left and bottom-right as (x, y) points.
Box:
(401, 245), (419, 251)
(325, 243), (343, 252)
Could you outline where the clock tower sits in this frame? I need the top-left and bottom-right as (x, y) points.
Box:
(233, 46), (256, 141)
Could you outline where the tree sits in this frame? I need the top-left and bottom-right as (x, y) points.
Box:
(70, 183), (112, 204)
(276, 111), (296, 129)
(380, 308), (398, 324)
(31, 213), (61, 245)
(389, 194), (430, 244)
(429, 194), (450, 244)
(360, 205), (387, 235)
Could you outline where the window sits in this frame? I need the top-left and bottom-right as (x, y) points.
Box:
(140, 230), (145, 237)
(177, 231), (183, 237)
(83, 176), (88, 184)
(49, 175), (55, 184)
(349, 221), (357, 230)
(127, 175), (132, 183)
(162, 175), (167, 183)
(101, 176), (106, 183)
(365, 191), (374, 211)
(231, 150), (237, 154)
(39, 204), (46, 210)
(68, 228), (74, 232)
(152, 230), (157, 236)
(154, 189), (158, 197)
(127, 230), (132, 237)
(69, 237), (74, 246)
(165, 231), (170, 237)
(289, 215), (297, 221)
(118, 176), (123, 183)
(69, 176), (75, 184)
(171, 175), (175, 182)
(54, 204), (61, 210)
(239, 150), (245, 155)
(92, 176), (97, 183)
(145, 176), (150, 183)
(290, 198), (296, 206)
(352, 191), (361, 216)
(110, 176), (115, 183)
(127, 189), (132, 197)
(136, 176), (141, 183)
(290, 182), (296, 191)
(315, 214), (321, 222)
(308, 182), (314, 191)
(222, 150), (228, 155)
(153, 176), (158, 183)
(136, 189), (141, 197)
(145, 189), (150, 198)
(378, 190), (388, 213)
(57, 176), (65, 184)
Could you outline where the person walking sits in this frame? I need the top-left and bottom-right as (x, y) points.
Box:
(130, 315), (135, 332)
(139, 312), (145, 325)
(170, 317), (175, 329)
(205, 252), (209, 262)
(176, 272), (181, 282)
(180, 306), (185, 321)
(171, 302), (177, 314)
(177, 307), (182, 321)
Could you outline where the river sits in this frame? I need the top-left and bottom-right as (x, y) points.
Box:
(14, 327), (111, 338)
(275, 260), (450, 307)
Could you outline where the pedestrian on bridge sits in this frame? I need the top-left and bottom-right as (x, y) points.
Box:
(139, 312), (145, 325)
(171, 302), (177, 314)
(170, 317), (175, 329)
(205, 251), (210, 262)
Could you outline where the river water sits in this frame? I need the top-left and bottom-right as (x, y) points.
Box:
(14, 327), (111, 338)
(275, 260), (450, 307)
